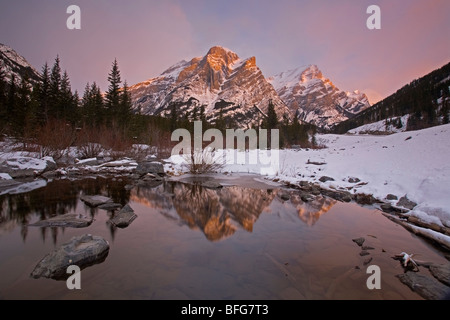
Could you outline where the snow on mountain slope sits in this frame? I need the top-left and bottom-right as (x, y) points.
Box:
(268, 65), (370, 129)
(348, 115), (410, 134)
(129, 46), (290, 128)
(0, 43), (41, 85)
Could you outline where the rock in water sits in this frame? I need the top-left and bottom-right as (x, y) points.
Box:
(29, 213), (92, 228)
(352, 237), (365, 247)
(109, 204), (137, 228)
(136, 161), (165, 176)
(80, 195), (113, 207)
(30, 234), (109, 280)
(396, 272), (450, 300)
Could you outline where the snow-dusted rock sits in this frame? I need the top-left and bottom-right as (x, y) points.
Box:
(0, 156), (56, 178)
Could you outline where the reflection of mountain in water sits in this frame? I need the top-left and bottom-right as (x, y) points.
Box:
(288, 193), (337, 226)
(132, 181), (276, 241)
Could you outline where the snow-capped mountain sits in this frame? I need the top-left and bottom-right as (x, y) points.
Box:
(0, 43), (41, 85)
(129, 46), (290, 128)
(267, 65), (370, 129)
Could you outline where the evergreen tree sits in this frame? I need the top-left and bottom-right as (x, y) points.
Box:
(12, 74), (32, 137)
(81, 82), (104, 127)
(105, 58), (122, 123)
(60, 70), (76, 124)
(49, 55), (62, 118)
(266, 99), (278, 129)
(6, 75), (17, 126)
(0, 69), (6, 128)
(118, 80), (132, 129)
(37, 62), (51, 124)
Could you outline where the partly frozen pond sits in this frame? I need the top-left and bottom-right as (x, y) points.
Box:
(0, 175), (447, 299)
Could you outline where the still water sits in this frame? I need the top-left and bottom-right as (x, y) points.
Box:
(0, 174), (447, 299)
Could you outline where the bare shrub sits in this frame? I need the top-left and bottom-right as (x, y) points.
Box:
(34, 119), (76, 160)
(183, 149), (225, 174)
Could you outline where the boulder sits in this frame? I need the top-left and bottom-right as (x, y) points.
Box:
(348, 177), (361, 183)
(397, 196), (417, 210)
(396, 272), (450, 300)
(29, 213), (92, 228)
(30, 234), (109, 280)
(80, 195), (113, 207)
(0, 156), (56, 178)
(428, 263), (450, 286)
(109, 204), (137, 228)
(319, 176), (335, 183)
(386, 194), (398, 200)
(136, 161), (165, 176)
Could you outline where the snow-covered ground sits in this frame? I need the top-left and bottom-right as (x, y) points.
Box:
(164, 123), (450, 247)
(348, 115), (409, 134)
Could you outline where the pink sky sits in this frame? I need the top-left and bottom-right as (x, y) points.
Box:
(0, 0), (449, 104)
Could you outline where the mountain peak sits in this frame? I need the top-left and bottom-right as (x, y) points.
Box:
(204, 46), (240, 71)
(0, 43), (41, 85)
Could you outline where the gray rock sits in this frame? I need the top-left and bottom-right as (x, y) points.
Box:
(386, 194), (398, 200)
(428, 263), (450, 286)
(352, 237), (365, 246)
(30, 234), (109, 280)
(319, 176), (335, 183)
(380, 203), (393, 213)
(355, 193), (377, 205)
(397, 196), (417, 210)
(359, 250), (370, 256)
(29, 213), (92, 228)
(80, 195), (113, 207)
(136, 161), (165, 176)
(396, 272), (450, 300)
(348, 177), (361, 183)
(109, 204), (137, 228)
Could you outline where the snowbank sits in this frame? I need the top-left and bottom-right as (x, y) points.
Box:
(348, 115), (409, 134)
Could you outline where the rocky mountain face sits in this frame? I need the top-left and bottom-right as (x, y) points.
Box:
(128, 46), (290, 128)
(0, 43), (41, 85)
(268, 65), (370, 129)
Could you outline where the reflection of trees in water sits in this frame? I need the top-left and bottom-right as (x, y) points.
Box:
(0, 177), (131, 243)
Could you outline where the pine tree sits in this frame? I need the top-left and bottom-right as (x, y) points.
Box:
(0, 68), (6, 128)
(12, 74), (32, 137)
(37, 62), (51, 124)
(49, 55), (62, 119)
(118, 80), (132, 129)
(6, 75), (17, 127)
(105, 58), (122, 123)
(60, 70), (76, 124)
(266, 99), (278, 129)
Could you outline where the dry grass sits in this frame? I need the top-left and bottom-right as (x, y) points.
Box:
(183, 149), (225, 174)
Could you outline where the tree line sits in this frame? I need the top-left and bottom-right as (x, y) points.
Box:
(333, 62), (450, 134)
(0, 56), (318, 158)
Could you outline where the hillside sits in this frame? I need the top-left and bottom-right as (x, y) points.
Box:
(333, 62), (450, 134)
